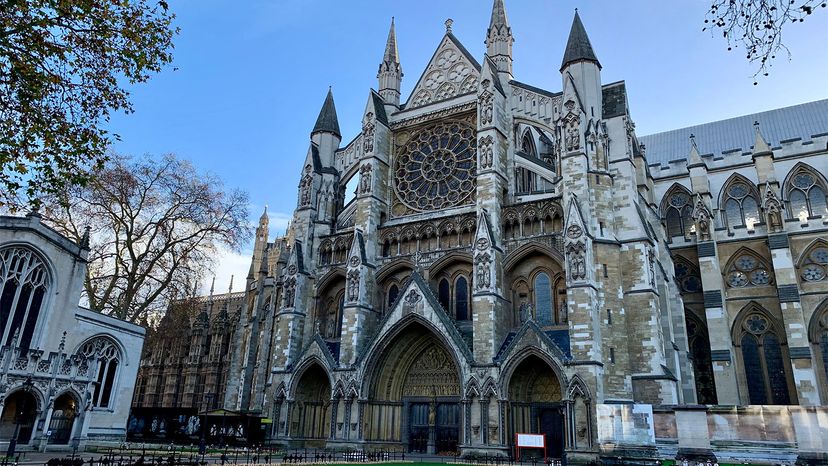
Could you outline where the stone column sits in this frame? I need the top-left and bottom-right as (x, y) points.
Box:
(329, 398), (339, 439)
(462, 400), (472, 446)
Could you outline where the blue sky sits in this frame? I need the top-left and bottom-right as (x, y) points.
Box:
(107, 0), (828, 291)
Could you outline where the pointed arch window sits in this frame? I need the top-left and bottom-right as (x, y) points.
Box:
(725, 251), (773, 288)
(735, 310), (793, 405)
(0, 246), (50, 349)
(800, 243), (828, 283)
(387, 284), (399, 310)
(722, 179), (760, 230)
(674, 258), (703, 293)
(438, 279), (450, 312)
(534, 272), (553, 325)
(686, 312), (717, 404)
(786, 165), (828, 222)
(661, 187), (694, 240)
(79, 337), (121, 408)
(455, 276), (469, 321)
(521, 130), (537, 157)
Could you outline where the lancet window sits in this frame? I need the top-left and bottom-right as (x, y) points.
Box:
(79, 336), (122, 408)
(786, 164), (828, 222)
(661, 185), (694, 240)
(734, 308), (793, 405)
(721, 176), (761, 230)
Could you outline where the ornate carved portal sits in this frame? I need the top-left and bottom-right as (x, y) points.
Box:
(507, 355), (565, 459)
(365, 323), (461, 453)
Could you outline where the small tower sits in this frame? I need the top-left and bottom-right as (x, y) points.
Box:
(377, 18), (403, 111)
(253, 206), (269, 275)
(485, 0), (513, 80)
(311, 88), (342, 167)
(560, 10), (602, 119)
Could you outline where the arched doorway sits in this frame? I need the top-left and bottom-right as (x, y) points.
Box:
(0, 391), (38, 446)
(290, 364), (331, 440)
(507, 355), (564, 459)
(365, 322), (462, 454)
(48, 393), (78, 444)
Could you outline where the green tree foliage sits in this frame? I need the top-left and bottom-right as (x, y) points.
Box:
(704, 0), (826, 82)
(42, 153), (250, 323)
(0, 0), (177, 209)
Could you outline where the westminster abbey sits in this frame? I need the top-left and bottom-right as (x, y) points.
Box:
(131, 2), (828, 463)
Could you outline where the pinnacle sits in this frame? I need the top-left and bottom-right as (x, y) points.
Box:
(488, 0), (509, 32)
(561, 10), (600, 71)
(312, 88), (341, 138)
(383, 17), (399, 64)
(753, 121), (772, 154)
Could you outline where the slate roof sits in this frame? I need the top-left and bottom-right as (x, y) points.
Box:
(560, 11), (600, 71)
(640, 99), (828, 166)
(312, 89), (341, 138)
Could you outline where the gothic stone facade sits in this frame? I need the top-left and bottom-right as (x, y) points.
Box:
(134, 3), (828, 463)
(0, 213), (145, 451)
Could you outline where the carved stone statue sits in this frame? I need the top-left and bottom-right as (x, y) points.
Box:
(428, 402), (436, 425)
(692, 196), (712, 241)
(764, 188), (784, 232)
(347, 270), (360, 303)
(362, 114), (375, 154)
(359, 164), (372, 195)
(478, 135), (494, 169)
(565, 120), (580, 152)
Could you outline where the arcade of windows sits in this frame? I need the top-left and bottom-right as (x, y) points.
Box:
(661, 165), (828, 239)
(511, 271), (567, 326)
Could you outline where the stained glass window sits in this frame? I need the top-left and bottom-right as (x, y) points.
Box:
(662, 187), (694, 239)
(726, 252), (772, 288)
(674, 259), (703, 293)
(738, 311), (793, 405)
(393, 121), (476, 212)
(0, 247), (50, 349)
(687, 314), (717, 404)
(786, 165), (828, 222)
(455, 277), (469, 321)
(800, 245), (828, 283)
(722, 180), (760, 229)
(741, 333), (767, 404)
(534, 272), (553, 325)
(387, 284), (399, 310)
(438, 279), (450, 312)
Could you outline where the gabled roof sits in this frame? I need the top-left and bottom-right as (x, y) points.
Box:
(312, 88), (341, 138)
(403, 32), (481, 110)
(560, 11), (600, 71)
(640, 99), (828, 165)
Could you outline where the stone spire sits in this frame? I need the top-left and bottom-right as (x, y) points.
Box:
(312, 88), (341, 138)
(259, 205), (269, 226)
(486, 0), (513, 78)
(378, 18), (403, 108)
(560, 10), (600, 71)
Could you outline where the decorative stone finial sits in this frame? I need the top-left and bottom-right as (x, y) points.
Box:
(228, 275), (234, 294)
(209, 276), (216, 296)
(445, 18), (453, 33)
(80, 225), (91, 249)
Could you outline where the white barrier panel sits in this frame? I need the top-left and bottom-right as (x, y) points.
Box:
(516, 433), (545, 448)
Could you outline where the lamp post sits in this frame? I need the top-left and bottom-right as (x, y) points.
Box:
(199, 393), (215, 457)
(6, 377), (35, 459)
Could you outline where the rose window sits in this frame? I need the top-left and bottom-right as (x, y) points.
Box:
(726, 253), (773, 288)
(393, 121), (476, 212)
(801, 246), (828, 282)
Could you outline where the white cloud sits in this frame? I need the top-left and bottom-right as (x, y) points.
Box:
(198, 210), (292, 296)
(201, 246), (252, 296)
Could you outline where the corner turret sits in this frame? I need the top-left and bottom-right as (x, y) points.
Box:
(377, 18), (403, 111)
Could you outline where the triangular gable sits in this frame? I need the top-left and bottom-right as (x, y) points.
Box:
(405, 33), (481, 110)
(355, 271), (474, 364)
(493, 319), (570, 364)
(288, 334), (337, 371)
